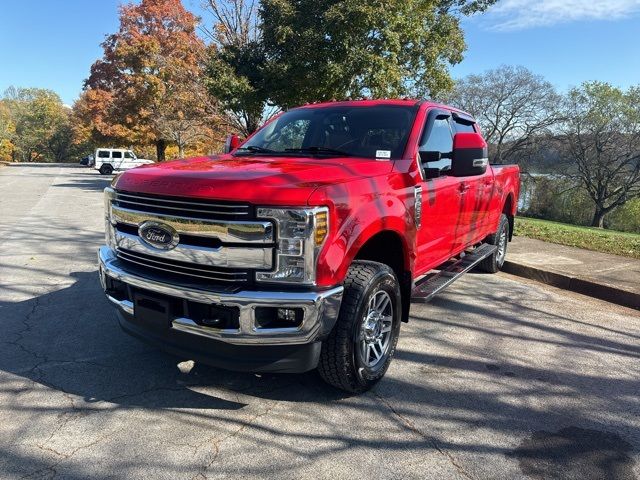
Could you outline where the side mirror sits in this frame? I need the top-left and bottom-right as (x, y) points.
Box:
(423, 167), (442, 179)
(419, 151), (442, 163)
(419, 150), (454, 163)
(419, 151), (453, 179)
(451, 133), (489, 177)
(223, 134), (242, 153)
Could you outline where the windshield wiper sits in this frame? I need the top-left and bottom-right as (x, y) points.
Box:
(236, 145), (353, 157)
(284, 146), (353, 157)
(235, 145), (277, 154)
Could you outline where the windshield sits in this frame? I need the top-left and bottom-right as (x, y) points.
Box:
(236, 104), (418, 159)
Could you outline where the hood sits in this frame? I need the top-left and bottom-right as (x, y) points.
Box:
(114, 154), (393, 205)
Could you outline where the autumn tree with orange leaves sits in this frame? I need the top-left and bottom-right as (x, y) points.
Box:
(81, 0), (218, 160)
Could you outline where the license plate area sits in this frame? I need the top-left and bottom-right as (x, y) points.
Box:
(134, 293), (171, 330)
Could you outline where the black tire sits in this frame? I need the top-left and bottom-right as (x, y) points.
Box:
(99, 164), (114, 175)
(477, 214), (509, 273)
(318, 261), (402, 393)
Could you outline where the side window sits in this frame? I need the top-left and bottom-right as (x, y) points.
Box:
(453, 119), (476, 133)
(420, 117), (453, 171)
(124, 151), (134, 159)
(98, 150), (110, 158)
(112, 151), (123, 159)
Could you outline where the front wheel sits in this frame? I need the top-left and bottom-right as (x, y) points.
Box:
(318, 261), (401, 393)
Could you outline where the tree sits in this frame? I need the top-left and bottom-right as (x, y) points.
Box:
(84, 0), (213, 160)
(156, 85), (220, 157)
(562, 82), (640, 228)
(70, 89), (111, 155)
(46, 113), (75, 162)
(445, 65), (562, 165)
(259, 0), (497, 108)
(0, 100), (16, 161)
(202, 0), (272, 135)
(2, 87), (71, 162)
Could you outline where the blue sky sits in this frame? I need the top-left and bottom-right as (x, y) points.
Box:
(1, 0), (639, 105)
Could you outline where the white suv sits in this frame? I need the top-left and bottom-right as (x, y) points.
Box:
(94, 148), (154, 175)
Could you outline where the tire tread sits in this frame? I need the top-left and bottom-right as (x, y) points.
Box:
(318, 261), (393, 392)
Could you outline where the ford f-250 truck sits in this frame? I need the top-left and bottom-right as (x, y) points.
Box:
(99, 99), (520, 393)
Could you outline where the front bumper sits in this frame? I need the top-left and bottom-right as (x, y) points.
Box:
(98, 247), (344, 372)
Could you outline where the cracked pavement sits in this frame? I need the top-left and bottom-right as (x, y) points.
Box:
(1, 164), (639, 479)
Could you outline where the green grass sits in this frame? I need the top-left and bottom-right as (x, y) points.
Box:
(514, 216), (640, 260)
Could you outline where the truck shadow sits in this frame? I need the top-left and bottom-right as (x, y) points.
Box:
(1, 271), (344, 413)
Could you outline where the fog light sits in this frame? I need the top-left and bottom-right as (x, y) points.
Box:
(255, 307), (304, 329)
(277, 308), (297, 322)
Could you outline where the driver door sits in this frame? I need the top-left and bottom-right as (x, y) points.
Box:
(414, 111), (468, 276)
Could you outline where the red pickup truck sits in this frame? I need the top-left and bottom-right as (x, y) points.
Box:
(99, 99), (519, 392)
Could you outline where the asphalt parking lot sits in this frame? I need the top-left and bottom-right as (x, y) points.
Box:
(1, 164), (639, 480)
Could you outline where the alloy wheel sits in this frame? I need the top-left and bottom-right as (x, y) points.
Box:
(358, 290), (394, 368)
(497, 228), (508, 266)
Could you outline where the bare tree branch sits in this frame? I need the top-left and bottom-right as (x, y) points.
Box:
(444, 65), (563, 166)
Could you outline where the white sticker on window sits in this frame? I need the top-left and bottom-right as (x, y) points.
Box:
(376, 150), (391, 159)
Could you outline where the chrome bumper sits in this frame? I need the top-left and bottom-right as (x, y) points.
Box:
(98, 246), (343, 345)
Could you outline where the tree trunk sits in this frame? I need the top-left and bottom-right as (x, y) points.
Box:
(178, 143), (185, 159)
(156, 139), (166, 162)
(591, 207), (606, 228)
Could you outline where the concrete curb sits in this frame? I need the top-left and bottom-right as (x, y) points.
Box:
(502, 260), (640, 310)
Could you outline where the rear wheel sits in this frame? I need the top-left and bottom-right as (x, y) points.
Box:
(477, 214), (509, 273)
(99, 164), (113, 175)
(318, 261), (401, 393)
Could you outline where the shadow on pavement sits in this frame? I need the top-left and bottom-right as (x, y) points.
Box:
(53, 167), (113, 192)
(510, 426), (636, 480)
(1, 271), (344, 412)
(0, 269), (637, 478)
(3, 163), (79, 168)
(53, 177), (112, 192)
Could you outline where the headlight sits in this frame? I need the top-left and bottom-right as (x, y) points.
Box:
(104, 187), (116, 249)
(256, 207), (329, 285)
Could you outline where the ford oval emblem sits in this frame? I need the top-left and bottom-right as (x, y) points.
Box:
(138, 221), (179, 250)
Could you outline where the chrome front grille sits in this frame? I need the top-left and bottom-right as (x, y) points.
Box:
(106, 188), (275, 288)
(112, 230), (273, 270)
(113, 190), (252, 220)
(116, 248), (249, 283)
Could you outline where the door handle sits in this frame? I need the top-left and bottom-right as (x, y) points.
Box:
(458, 183), (470, 193)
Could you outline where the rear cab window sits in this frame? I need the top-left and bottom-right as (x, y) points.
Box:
(97, 150), (110, 158)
